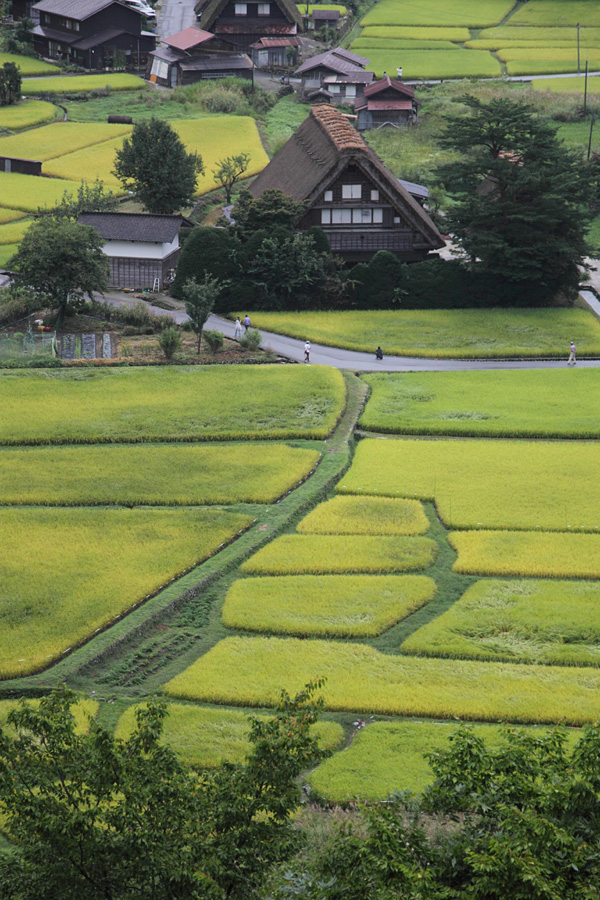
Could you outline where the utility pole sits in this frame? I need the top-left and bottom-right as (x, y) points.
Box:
(584, 59), (588, 116)
(588, 114), (595, 160)
(577, 22), (581, 74)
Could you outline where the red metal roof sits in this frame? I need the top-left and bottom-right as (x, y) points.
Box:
(366, 99), (414, 110)
(250, 35), (301, 47)
(164, 26), (215, 50)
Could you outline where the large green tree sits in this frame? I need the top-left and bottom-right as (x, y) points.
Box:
(0, 61), (20, 106)
(437, 96), (595, 303)
(0, 683), (325, 900)
(8, 217), (108, 326)
(113, 118), (203, 214)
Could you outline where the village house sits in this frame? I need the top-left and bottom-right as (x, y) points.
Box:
(193, 0), (303, 55)
(249, 104), (444, 262)
(28, 0), (155, 69)
(308, 8), (340, 31)
(356, 74), (421, 131)
(78, 212), (190, 290)
(249, 35), (301, 67)
(294, 47), (374, 106)
(147, 26), (253, 85)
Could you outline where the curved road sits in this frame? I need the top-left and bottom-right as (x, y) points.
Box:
(104, 291), (600, 372)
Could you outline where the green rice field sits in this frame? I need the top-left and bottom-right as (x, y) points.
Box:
(0, 443), (319, 506)
(351, 48), (502, 79)
(0, 53), (59, 76)
(222, 574), (436, 637)
(360, 0), (516, 28)
(297, 495), (430, 535)
(22, 74), (145, 94)
(402, 578), (600, 665)
(450, 530), (600, 578)
(115, 703), (343, 767)
(241, 534), (438, 575)
(163, 635), (600, 724)
(338, 438), (600, 532)
(0, 99), (57, 130)
(0, 366), (345, 444)
(0, 122), (132, 162)
(246, 309), (600, 359)
(358, 369), (600, 438)
(0, 507), (253, 679)
(0, 172), (86, 213)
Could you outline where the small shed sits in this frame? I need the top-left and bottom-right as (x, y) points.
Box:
(250, 35), (301, 67)
(78, 212), (190, 290)
(356, 75), (421, 131)
(310, 8), (340, 30)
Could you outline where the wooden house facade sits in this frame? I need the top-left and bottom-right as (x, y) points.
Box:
(194, 0), (303, 53)
(356, 75), (421, 131)
(147, 26), (252, 85)
(249, 104), (444, 262)
(294, 47), (373, 106)
(30, 0), (155, 68)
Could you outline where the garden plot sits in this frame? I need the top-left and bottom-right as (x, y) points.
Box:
(163, 635), (600, 724)
(115, 703), (343, 767)
(403, 578), (600, 665)
(241, 535), (437, 575)
(0, 171), (84, 212)
(0, 443), (319, 506)
(246, 308), (600, 359)
(450, 530), (600, 579)
(0, 507), (253, 680)
(0, 99), (56, 130)
(308, 719), (580, 800)
(358, 369), (600, 439)
(222, 574), (436, 637)
(360, 0), (517, 28)
(338, 438), (600, 532)
(0, 122), (132, 162)
(0, 365), (345, 445)
(297, 495), (430, 535)
(22, 74), (145, 94)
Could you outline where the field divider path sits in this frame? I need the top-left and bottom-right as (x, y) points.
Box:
(0, 373), (368, 697)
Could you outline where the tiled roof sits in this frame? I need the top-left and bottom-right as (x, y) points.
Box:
(78, 213), (185, 243)
(179, 52), (252, 70)
(33, 0), (126, 19)
(312, 8), (340, 18)
(295, 48), (368, 76)
(196, 0), (303, 31)
(164, 26), (215, 50)
(363, 74), (418, 101)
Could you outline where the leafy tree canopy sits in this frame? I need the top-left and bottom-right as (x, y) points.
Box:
(41, 179), (119, 219)
(0, 61), (20, 106)
(212, 152), (250, 205)
(113, 118), (203, 214)
(182, 274), (220, 351)
(437, 96), (595, 302)
(232, 189), (307, 237)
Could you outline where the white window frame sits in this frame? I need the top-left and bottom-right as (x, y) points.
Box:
(321, 209), (331, 224)
(324, 190), (333, 202)
(329, 83), (341, 93)
(373, 208), (383, 224)
(371, 189), (379, 201)
(345, 85), (356, 98)
(234, 3), (247, 13)
(332, 208), (352, 224)
(342, 184), (361, 200)
(258, 3), (270, 13)
(393, 216), (401, 224)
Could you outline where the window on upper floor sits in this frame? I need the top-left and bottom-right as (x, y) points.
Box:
(342, 184), (361, 200)
(235, 3), (248, 14)
(324, 190), (333, 202)
(258, 3), (270, 13)
(345, 85), (356, 98)
(371, 189), (379, 201)
(373, 208), (383, 223)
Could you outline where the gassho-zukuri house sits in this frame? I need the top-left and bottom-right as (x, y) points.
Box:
(249, 104), (444, 262)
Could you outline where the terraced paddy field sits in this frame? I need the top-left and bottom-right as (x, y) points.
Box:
(0, 99), (57, 130)
(0, 365), (345, 444)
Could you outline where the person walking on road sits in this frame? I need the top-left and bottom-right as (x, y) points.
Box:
(234, 317), (243, 339)
(243, 314), (251, 333)
(375, 346), (383, 360)
(304, 340), (310, 363)
(568, 341), (577, 366)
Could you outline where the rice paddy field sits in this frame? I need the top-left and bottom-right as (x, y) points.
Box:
(0, 443), (319, 506)
(0, 122), (132, 161)
(22, 74), (145, 94)
(0, 171), (85, 213)
(358, 369), (600, 438)
(0, 366), (345, 444)
(450, 530), (600, 578)
(0, 507), (253, 679)
(338, 437), (600, 532)
(296, 495), (430, 535)
(0, 53), (58, 76)
(222, 574), (436, 637)
(246, 309), (600, 359)
(0, 99), (57, 130)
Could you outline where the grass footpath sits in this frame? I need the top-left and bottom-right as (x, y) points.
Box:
(163, 635), (600, 725)
(246, 309), (600, 359)
(0, 366), (346, 445)
(338, 438), (600, 532)
(0, 507), (253, 680)
(222, 574), (436, 637)
(0, 443), (319, 506)
(358, 369), (600, 439)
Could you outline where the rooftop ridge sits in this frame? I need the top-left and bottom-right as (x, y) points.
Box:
(310, 105), (367, 154)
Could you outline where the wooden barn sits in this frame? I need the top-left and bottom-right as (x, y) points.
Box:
(249, 104), (444, 262)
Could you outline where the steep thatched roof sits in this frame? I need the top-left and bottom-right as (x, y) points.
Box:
(249, 105), (444, 250)
(195, 0), (303, 30)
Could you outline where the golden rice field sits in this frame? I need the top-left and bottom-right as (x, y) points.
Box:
(0, 365), (345, 444)
(360, 25), (470, 40)
(351, 48), (502, 79)
(403, 578), (600, 665)
(222, 574), (436, 637)
(0, 443), (319, 506)
(508, 0), (600, 27)
(0, 171), (84, 212)
(307, 720), (580, 800)
(0, 243), (18, 268)
(0, 218), (31, 246)
(44, 135), (129, 190)
(297, 495), (430, 535)
(338, 438), (600, 532)
(114, 703), (343, 767)
(358, 369), (600, 438)
(0, 208), (26, 224)
(0, 53), (58, 76)
(163, 635), (600, 724)
(450, 530), (600, 579)
(0, 698), (98, 738)
(0, 507), (253, 680)
(0, 99), (57, 130)
(22, 74), (145, 94)
(0, 121), (132, 162)
(241, 535), (438, 575)
(480, 25), (600, 41)
(360, 0), (516, 27)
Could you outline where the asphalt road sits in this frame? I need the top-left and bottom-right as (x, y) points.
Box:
(157, 0), (196, 39)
